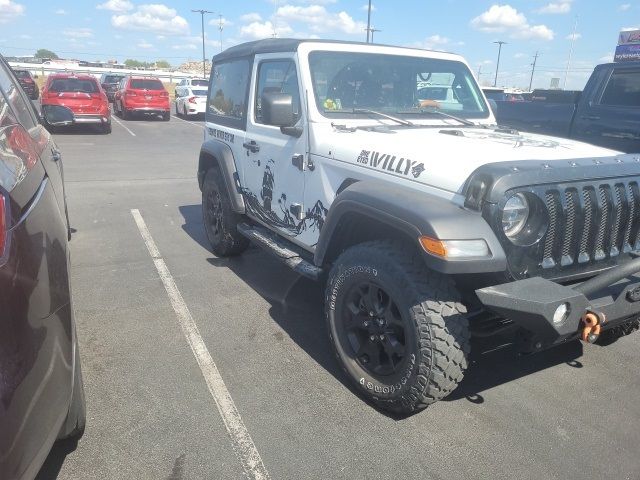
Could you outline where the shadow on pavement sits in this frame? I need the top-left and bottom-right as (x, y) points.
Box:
(35, 438), (79, 480)
(178, 203), (587, 415)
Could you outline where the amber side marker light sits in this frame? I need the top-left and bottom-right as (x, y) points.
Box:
(419, 236), (491, 259)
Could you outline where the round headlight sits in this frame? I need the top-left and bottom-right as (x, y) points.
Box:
(502, 193), (530, 238)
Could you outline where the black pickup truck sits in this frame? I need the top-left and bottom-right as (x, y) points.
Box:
(494, 61), (640, 153)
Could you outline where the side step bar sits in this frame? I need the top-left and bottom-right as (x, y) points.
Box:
(237, 223), (323, 281)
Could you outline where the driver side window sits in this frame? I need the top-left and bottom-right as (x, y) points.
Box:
(254, 60), (301, 124)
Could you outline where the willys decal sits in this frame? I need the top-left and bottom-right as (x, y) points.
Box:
(356, 150), (425, 179)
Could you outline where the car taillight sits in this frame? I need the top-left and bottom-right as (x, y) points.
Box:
(126, 90), (136, 97)
(188, 96), (197, 104)
(0, 194), (6, 258)
(160, 91), (169, 98)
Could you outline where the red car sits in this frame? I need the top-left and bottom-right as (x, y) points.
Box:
(41, 73), (111, 133)
(113, 76), (170, 121)
(12, 69), (39, 99)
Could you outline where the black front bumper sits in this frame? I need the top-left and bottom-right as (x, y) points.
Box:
(476, 271), (640, 348)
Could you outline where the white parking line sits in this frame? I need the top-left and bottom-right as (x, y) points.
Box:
(112, 116), (136, 137)
(130, 209), (270, 480)
(171, 113), (204, 129)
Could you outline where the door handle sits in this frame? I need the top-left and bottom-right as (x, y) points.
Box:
(581, 115), (601, 121)
(243, 140), (260, 153)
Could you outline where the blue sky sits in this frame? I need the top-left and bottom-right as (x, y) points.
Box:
(0, 0), (636, 89)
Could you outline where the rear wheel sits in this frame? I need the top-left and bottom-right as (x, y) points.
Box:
(325, 241), (470, 415)
(101, 121), (112, 134)
(202, 168), (249, 256)
(122, 107), (130, 120)
(162, 111), (170, 122)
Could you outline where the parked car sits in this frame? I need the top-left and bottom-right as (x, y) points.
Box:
(99, 73), (125, 103)
(175, 85), (207, 117)
(0, 54), (85, 479)
(482, 87), (525, 102)
(41, 73), (111, 133)
(197, 39), (640, 415)
(113, 76), (170, 121)
(493, 61), (640, 152)
(11, 69), (38, 100)
(175, 77), (208, 98)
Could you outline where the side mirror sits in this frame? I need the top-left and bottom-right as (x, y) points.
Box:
(262, 92), (295, 127)
(41, 105), (74, 126)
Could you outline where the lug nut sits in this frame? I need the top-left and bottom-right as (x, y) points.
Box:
(377, 319), (385, 326)
(369, 311), (375, 317)
(363, 321), (370, 327)
(370, 335), (376, 342)
(379, 334), (385, 341)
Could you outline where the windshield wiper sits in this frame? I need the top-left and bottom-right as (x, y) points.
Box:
(353, 108), (414, 127)
(416, 108), (476, 127)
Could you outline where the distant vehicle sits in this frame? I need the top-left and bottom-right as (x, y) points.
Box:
(113, 76), (170, 121)
(175, 77), (208, 99)
(175, 85), (207, 117)
(0, 54), (85, 480)
(11, 69), (39, 100)
(99, 73), (125, 103)
(41, 72), (111, 133)
(482, 87), (525, 102)
(529, 89), (582, 103)
(494, 61), (640, 152)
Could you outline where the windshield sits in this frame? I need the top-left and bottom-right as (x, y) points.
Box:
(130, 79), (164, 90)
(309, 51), (489, 120)
(104, 75), (124, 84)
(191, 79), (208, 86)
(13, 70), (30, 79)
(49, 78), (98, 93)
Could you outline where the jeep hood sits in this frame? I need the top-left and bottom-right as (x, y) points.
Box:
(319, 125), (621, 194)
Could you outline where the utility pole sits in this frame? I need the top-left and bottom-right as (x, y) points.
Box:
(564, 15), (578, 90)
(218, 14), (224, 52)
(366, 0), (372, 43)
(493, 41), (507, 87)
(529, 51), (539, 91)
(477, 65), (483, 82)
(192, 9), (214, 78)
(370, 28), (381, 42)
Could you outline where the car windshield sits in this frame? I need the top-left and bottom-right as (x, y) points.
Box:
(49, 78), (98, 93)
(191, 79), (208, 86)
(130, 79), (164, 90)
(104, 75), (124, 83)
(309, 51), (489, 120)
(13, 70), (29, 79)
(192, 89), (208, 96)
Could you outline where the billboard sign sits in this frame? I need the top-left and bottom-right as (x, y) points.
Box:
(615, 43), (640, 62)
(619, 29), (640, 45)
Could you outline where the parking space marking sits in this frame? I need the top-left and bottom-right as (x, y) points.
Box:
(130, 209), (270, 480)
(171, 114), (204, 129)
(112, 116), (136, 137)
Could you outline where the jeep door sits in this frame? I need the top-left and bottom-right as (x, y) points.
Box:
(242, 54), (310, 246)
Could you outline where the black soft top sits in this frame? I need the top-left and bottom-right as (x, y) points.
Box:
(211, 38), (451, 63)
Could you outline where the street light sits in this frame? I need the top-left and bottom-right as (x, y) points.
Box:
(493, 40), (507, 87)
(192, 9), (214, 78)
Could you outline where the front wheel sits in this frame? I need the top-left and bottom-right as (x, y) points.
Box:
(202, 169), (249, 256)
(325, 241), (470, 415)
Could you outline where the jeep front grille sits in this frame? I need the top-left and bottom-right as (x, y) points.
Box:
(500, 178), (640, 280)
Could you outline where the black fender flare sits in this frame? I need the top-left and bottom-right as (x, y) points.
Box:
(314, 181), (507, 274)
(197, 139), (245, 213)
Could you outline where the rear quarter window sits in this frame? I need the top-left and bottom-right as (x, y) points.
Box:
(207, 58), (250, 130)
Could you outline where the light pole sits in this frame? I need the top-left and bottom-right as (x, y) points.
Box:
(370, 28), (381, 42)
(493, 41), (507, 87)
(365, 0), (372, 43)
(192, 9), (214, 78)
(529, 51), (539, 91)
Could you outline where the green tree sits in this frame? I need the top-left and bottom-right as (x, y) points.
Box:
(35, 48), (58, 59)
(155, 60), (170, 69)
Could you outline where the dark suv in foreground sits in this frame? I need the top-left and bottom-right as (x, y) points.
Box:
(11, 69), (38, 100)
(0, 55), (85, 479)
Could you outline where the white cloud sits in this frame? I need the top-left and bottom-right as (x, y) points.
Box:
(209, 16), (232, 27)
(414, 34), (450, 50)
(172, 44), (197, 50)
(536, 1), (572, 14)
(240, 12), (262, 23)
(18, 33), (30, 39)
(112, 4), (190, 35)
(63, 27), (93, 38)
(566, 32), (581, 41)
(0, 0), (24, 23)
(514, 52), (526, 58)
(137, 40), (153, 48)
(599, 53), (614, 63)
(240, 20), (293, 39)
(276, 5), (366, 34)
(55, 8), (66, 15)
(619, 4), (631, 11)
(96, 0), (132, 12)
(471, 4), (554, 41)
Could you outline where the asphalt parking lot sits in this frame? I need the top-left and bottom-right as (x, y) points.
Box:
(35, 106), (640, 480)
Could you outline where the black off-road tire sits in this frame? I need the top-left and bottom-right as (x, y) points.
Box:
(202, 168), (249, 256)
(57, 341), (86, 440)
(101, 121), (112, 134)
(122, 107), (131, 120)
(162, 111), (170, 121)
(325, 241), (470, 414)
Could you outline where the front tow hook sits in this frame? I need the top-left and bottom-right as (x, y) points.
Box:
(580, 311), (606, 343)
